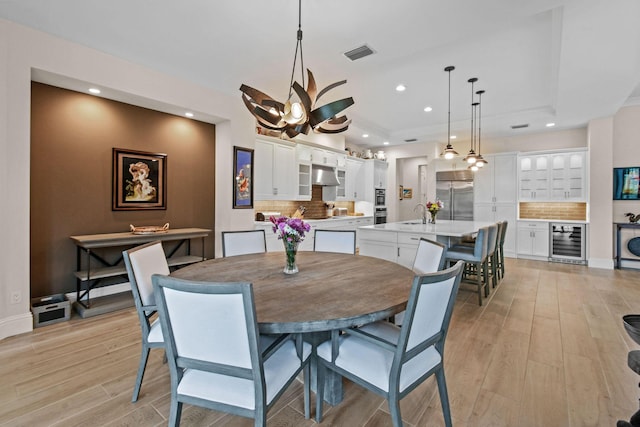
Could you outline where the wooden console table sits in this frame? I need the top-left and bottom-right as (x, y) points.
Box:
(615, 222), (640, 269)
(70, 228), (211, 308)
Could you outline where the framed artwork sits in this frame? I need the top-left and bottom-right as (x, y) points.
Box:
(112, 148), (167, 210)
(399, 185), (404, 200)
(233, 146), (254, 209)
(403, 187), (413, 199)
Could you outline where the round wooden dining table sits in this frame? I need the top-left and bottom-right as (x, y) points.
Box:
(171, 251), (415, 334)
(172, 251), (414, 405)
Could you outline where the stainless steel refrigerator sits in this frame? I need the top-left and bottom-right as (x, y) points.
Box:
(435, 170), (474, 221)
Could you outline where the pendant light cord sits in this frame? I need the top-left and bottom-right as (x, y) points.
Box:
(288, 0), (305, 100)
(446, 66), (454, 145)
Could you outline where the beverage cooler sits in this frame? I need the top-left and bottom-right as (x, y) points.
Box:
(549, 223), (587, 265)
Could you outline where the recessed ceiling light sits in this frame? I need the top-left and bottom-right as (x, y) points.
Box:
(362, 134), (369, 138)
(546, 122), (555, 127)
(424, 106), (432, 112)
(383, 141), (389, 145)
(395, 84), (406, 92)
(450, 135), (457, 140)
(185, 112), (194, 118)
(88, 88), (101, 94)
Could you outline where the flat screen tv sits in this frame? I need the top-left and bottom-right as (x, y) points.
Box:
(613, 167), (640, 200)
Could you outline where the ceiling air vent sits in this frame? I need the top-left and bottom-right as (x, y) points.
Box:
(511, 124), (529, 129)
(404, 138), (417, 143)
(343, 44), (376, 61)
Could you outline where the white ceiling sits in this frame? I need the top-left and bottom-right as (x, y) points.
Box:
(2, 0), (640, 149)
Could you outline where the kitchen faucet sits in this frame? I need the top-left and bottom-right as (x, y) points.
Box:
(414, 203), (427, 224)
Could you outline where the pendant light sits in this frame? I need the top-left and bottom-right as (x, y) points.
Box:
(440, 66), (458, 159)
(239, 0), (354, 138)
(463, 77), (478, 164)
(474, 90), (488, 168)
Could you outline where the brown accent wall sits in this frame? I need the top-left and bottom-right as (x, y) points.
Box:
(519, 202), (587, 221)
(30, 83), (216, 298)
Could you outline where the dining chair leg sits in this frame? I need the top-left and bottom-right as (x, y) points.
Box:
(388, 392), (403, 427)
(132, 345), (150, 402)
(168, 397), (182, 427)
(435, 368), (453, 427)
(492, 253), (499, 288)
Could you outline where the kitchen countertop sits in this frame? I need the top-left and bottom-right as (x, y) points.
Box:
(359, 220), (497, 237)
(255, 216), (373, 227)
(518, 218), (588, 224)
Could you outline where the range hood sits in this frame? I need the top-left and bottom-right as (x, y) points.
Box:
(312, 165), (341, 186)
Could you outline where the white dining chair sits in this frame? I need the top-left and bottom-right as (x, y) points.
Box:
(395, 237), (446, 324)
(122, 241), (169, 402)
(152, 274), (311, 427)
(413, 237), (447, 274)
(222, 230), (267, 257)
(316, 261), (464, 427)
(313, 229), (356, 254)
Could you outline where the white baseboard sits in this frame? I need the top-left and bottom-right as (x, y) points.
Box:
(65, 282), (131, 302)
(620, 259), (640, 270)
(0, 312), (33, 341)
(588, 258), (615, 270)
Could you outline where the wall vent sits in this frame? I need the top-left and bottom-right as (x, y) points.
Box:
(343, 44), (376, 61)
(404, 138), (417, 143)
(511, 124), (529, 129)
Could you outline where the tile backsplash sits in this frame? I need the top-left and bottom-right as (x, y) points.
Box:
(519, 202), (587, 221)
(255, 186), (354, 220)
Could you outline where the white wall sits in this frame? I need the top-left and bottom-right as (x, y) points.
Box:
(588, 117), (614, 269)
(481, 127), (588, 154)
(0, 19), (256, 339)
(397, 156), (428, 221)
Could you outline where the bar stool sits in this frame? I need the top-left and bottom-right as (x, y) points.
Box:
(446, 226), (489, 306)
(496, 221), (508, 280)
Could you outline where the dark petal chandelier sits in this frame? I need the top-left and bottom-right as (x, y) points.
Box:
(239, 0), (354, 138)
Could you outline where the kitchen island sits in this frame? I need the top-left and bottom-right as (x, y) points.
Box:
(358, 219), (495, 268)
(255, 215), (374, 252)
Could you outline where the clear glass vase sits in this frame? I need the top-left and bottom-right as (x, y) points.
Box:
(283, 239), (299, 274)
(430, 211), (437, 224)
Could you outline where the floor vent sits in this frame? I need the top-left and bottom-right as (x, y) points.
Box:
(344, 44), (376, 61)
(511, 124), (529, 129)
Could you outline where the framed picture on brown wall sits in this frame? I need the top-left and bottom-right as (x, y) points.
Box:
(233, 146), (254, 209)
(112, 148), (167, 210)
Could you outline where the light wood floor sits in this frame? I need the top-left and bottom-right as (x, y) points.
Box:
(2, 258), (640, 427)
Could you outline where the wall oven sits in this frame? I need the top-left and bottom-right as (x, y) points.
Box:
(549, 223), (587, 265)
(375, 207), (387, 224)
(375, 189), (386, 207)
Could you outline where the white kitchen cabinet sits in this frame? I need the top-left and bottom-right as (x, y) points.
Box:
(297, 161), (312, 200)
(336, 168), (347, 199)
(396, 233), (424, 269)
(255, 138), (296, 201)
(517, 221), (549, 259)
(519, 155), (550, 201)
(549, 151), (586, 201)
(311, 147), (337, 166)
(374, 160), (388, 189)
(346, 158), (365, 201)
(434, 158), (469, 172)
(296, 144), (312, 162)
(474, 154), (517, 204)
(518, 150), (587, 202)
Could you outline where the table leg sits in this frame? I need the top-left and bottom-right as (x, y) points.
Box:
(305, 331), (343, 406)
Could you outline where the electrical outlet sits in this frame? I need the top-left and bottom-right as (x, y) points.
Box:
(10, 291), (21, 304)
